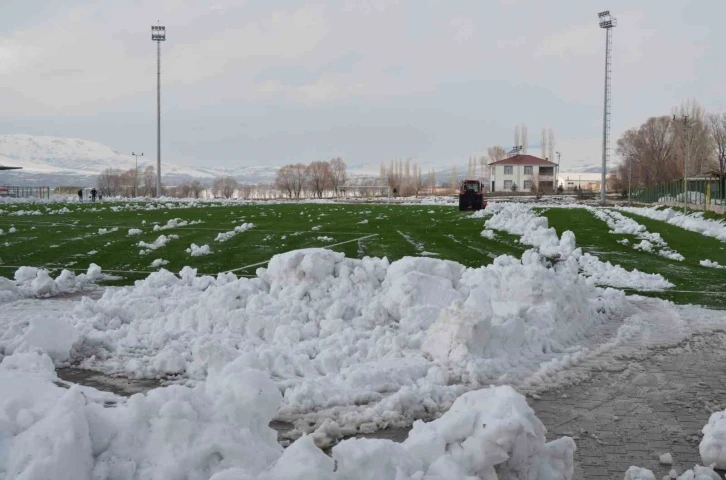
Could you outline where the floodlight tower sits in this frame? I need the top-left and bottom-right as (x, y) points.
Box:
(598, 10), (616, 204)
(132, 152), (144, 197)
(151, 25), (166, 197)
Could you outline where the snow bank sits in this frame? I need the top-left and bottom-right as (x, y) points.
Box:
(215, 223), (255, 242)
(482, 203), (673, 291)
(97, 227), (118, 235)
(700, 259), (725, 269)
(618, 206), (726, 242)
(591, 209), (684, 261)
(186, 243), (211, 256)
(0, 264), (103, 304)
(0, 353), (575, 480)
(50, 247), (634, 439)
(127, 228), (142, 236)
(700, 409), (726, 469)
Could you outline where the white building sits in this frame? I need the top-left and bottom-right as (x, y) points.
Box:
(489, 155), (558, 192)
(557, 172), (603, 192)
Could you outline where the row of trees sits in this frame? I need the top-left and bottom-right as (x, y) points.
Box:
(274, 158), (347, 198)
(614, 100), (726, 189)
(379, 159), (430, 196)
(97, 166), (159, 197)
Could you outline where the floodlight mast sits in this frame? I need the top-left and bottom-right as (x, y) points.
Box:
(598, 11), (616, 205)
(151, 25), (166, 198)
(132, 152), (144, 197)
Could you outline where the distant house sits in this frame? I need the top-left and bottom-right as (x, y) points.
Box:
(489, 155), (557, 192)
(557, 173), (602, 192)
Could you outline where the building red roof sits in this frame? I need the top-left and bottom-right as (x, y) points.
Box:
(489, 155), (556, 166)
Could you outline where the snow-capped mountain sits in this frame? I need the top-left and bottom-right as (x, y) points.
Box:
(0, 135), (278, 186)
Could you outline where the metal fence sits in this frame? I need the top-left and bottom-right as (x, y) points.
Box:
(0, 186), (51, 199)
(632, 178), (725, 206)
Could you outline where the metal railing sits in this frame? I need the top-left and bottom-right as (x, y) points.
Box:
(0, 185), (51, 199)
(631, 178), (724, 206)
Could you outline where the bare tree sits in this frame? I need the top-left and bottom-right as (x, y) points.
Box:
(213, 176), (237, 198)
(616, 116), (677, 188)
(529, 174), (544, 200)
(190, 180), (204, 198)
(673, 99), (715, 175)
(411, 163), (424, 196)
(290, 163), (307, 198)
(143, 166), (156, 196)
(487, 146), (507, 163)
(478, 156), (487, 179)
(275, 165), (295, 198)
(97, 169), (123, 197)
(708, 113), (726, 192)
(329, 157), (347, 197)
(306, 161), (332, 198)
(429, 169), (436, 194)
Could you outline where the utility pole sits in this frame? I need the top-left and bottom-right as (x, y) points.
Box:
(598, 11), (617, 205)
(151, 25), (166, 197)
(132, 152), (144, 197)
(556, 151), (561, 192)
(628, 157), (632, 205)
(679, 115), (691, 214)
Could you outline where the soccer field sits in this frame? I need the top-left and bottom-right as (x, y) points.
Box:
(0, 201), (525, 281)
(2, 199), (726, 307)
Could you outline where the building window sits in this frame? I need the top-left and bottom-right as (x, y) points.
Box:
(523, 180), (532, 190)
(504, 166), (513, 175)
(540, 167), (554, 176)
(503, 180), (513, 190)
(524, 166), (533, 175)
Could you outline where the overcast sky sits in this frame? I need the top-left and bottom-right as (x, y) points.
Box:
(1, 0), (724, 172)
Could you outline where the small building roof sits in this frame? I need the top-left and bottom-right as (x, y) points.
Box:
(489, 155), (556, 166)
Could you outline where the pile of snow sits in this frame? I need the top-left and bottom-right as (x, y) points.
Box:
(47, 248), (636, 439)
(153, 218), (203, 231)
(0, 264), (103, 304)
(97, 227), (118, 235)
(618, 207), (726, 242)
(186, 243), (211, 256)
(482, 203), (673, 291)
(700, 259), (725, 269)
(316, 236), (335, 242)
(215, 223), (255, 242)
(700, 409), (726, 469)
(0, 354), (575, 480)
(138, 234), (178, 255)
(591, 208), (684, 261)
(127, 228), (142, 236)
(150, 258), (169, 268)
(481, 229), (495, 239)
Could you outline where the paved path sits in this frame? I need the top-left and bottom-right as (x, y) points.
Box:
(531, 331), (726, 478)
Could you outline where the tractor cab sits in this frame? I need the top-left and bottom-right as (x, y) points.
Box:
(458, 179), (487, 211)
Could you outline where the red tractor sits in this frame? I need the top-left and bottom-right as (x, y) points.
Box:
(458, 179), (487, 211)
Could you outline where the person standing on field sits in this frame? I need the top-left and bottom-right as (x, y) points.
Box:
(91, 188), (97, 202)
(77, 189), (83, 202)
